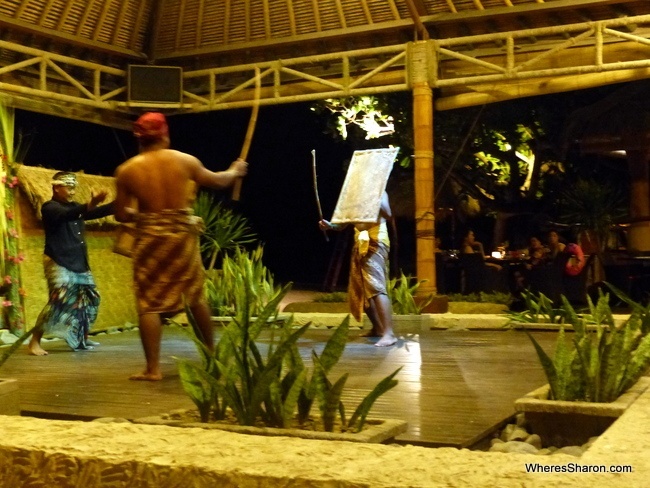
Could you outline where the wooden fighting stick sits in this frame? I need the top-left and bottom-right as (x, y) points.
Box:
(231, 66), (261, 201)
(311, 149), (329, 242)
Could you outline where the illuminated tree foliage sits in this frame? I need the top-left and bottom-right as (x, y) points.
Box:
(315, 90), (630, 248)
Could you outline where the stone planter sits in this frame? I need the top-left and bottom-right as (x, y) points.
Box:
(514, 376), (650, 447)
(133, 409), (407, 444)
(210, 315), (290, 327)
(283, 302), (349, 313)
(447, 302), (509, 314)
(0, 378), (20, 416)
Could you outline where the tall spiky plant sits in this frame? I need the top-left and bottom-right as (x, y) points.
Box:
(192, 191), (257, 271)
(175, 283), (401, 432)
(525, 286), (650, 402)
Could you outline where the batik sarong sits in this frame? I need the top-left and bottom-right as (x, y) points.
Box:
(348, 222), (390, 321)
(35, 256), (100, 350)
(133, 209), (205, 315)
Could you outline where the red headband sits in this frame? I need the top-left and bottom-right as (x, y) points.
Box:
(133, 112), (169, 141)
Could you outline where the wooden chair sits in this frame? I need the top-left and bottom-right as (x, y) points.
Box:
(525, 253), (569, 304)
(458, 253), (509, 295)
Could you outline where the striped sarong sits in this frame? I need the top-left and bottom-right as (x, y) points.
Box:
(133, 209), (205, 315)
(348, 223), (390, 322)
(35, 256), (100, 350)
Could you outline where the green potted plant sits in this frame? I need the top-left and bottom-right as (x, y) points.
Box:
(204, 245), (284, 323)
(514, 284), (650, 446)
(135, 277), (406, 443)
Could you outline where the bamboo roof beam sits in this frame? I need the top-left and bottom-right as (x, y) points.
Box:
(311, 0), (321, 32)
(93, 0), (114, 42)
(76, 0), (98, 37)
(334, 0), (347, 29)
(175, 0), (187, 50)
(224, 0), (232, 43)
(263, 0), (271, 39)
(405, 0), (430, 40)
(112, 0), (130, 45)
(196, 0), (205, 47)
(286, 0), (297, 36)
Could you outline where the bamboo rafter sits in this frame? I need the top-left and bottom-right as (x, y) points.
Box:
(435, 15), (650, 87)
(0, 12), (647, 123)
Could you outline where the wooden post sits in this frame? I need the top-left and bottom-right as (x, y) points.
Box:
(626, 148), (650, 251)
(411, 42), (436, 295)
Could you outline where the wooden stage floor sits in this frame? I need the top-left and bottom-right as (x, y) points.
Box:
(1, 325), (555, 448)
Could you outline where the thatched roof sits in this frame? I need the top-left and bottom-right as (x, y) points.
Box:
(16, 165), (117, 227)
(0, 1), (649, 128)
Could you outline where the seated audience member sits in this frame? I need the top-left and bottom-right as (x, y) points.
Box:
(564, 242), (586, 276)
(461, 229), (501, 270)
(546, 230), (566, 260)
(527, 236), (549, 267)
(461, 230), (486, 256)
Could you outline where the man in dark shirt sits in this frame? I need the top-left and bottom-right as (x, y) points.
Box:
(28, 172), (113, 356)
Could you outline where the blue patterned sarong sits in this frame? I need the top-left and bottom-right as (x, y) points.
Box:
(34, 256), (100, 350)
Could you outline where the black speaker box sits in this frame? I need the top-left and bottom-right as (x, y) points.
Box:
(128, 65), (183, 103)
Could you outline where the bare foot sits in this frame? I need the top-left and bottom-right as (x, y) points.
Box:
(129, 372), (163, 381)
(375, 334), (397, 347)
(28, 342), (48, 356)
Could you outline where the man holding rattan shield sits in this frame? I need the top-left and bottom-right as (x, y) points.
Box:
(320, 190), (397, 347)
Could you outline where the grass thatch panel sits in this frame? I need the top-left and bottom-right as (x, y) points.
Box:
(21, 235), (137, 333)
(16, 165), (118, 227)
(13, 165), (138, 334)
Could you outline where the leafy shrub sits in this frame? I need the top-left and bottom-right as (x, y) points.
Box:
(193, 191), (257, 270)
(507, 289), (568, 324)
(175, 280), (401, 432)
(313, 292), (348, 303)
(447, 291), (513, 305)
(312, 270), (434, 315)
(524, 284), (650, 402)
(388, 271), (433, 315)
(205, 245), (281, 318)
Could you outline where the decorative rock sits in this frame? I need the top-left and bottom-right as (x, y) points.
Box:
(515, 413), (527, 428)
(490, 441), (538, 454)
(488, 442), (509, 453)
(490, 438), (504, 446)
(500, 424), (516, 442)
(536, 448), (553, 455)
(553, 446), (584, 457)
(525, 434), (542, 450)
(582, 436), (599, 450)
(505, 427), (529, 442)
(92, 417), (131, 423)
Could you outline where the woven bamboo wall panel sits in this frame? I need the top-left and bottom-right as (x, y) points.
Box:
(331, 148), (398, 224)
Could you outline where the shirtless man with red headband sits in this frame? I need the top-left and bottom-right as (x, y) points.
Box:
(114, 112), (247, 381)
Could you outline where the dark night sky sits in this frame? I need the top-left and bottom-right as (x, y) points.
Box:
(15, 103), (358, 288)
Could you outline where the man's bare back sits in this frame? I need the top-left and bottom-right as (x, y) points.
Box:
(115, 148), (246, 222)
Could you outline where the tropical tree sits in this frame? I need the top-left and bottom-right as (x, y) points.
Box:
(315, 93), (569, 247)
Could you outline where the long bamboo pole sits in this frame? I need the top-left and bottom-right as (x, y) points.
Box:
(231, 67), (261, 201)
